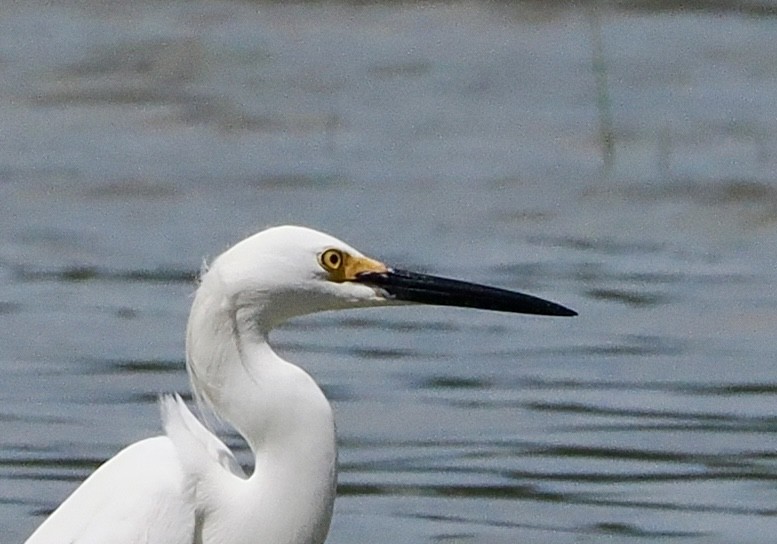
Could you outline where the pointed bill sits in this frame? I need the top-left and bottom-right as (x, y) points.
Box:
(354, 268), (577, 317)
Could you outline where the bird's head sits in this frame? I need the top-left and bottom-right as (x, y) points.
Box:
(199, 225), (576, 333)
(202, 226), (393, 328)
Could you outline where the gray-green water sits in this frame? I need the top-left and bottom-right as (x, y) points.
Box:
(2, 1), (777, 542)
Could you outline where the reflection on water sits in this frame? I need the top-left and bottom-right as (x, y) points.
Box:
(2, 1), (777, 543)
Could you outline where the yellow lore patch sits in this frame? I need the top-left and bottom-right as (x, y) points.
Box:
(318, 248), (387, 282)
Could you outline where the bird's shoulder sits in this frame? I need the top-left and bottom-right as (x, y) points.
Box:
(25, 435), (195, 544)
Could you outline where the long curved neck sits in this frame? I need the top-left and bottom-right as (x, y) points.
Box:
(186, 272), (337, 543)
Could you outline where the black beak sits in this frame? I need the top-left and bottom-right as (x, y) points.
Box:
(354, 269), (577, 317)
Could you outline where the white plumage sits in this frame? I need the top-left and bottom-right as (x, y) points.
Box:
(25, 225), (575, 544)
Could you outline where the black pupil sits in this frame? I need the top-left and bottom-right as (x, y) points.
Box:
(329, 253), (340, 266)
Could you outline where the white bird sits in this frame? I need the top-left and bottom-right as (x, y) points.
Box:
(25, 225), (576, 544)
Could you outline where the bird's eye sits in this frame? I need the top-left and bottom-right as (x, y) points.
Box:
(319, 249), (345, 271)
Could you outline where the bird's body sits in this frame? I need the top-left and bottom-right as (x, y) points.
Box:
(25, 226), (575, 544)
(25, 436), (192, 543)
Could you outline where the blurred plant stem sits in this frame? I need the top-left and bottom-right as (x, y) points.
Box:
(587, 4), (615, 178)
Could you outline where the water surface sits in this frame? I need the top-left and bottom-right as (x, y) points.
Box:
(2, 2), (777, 542)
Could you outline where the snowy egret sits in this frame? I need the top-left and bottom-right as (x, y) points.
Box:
(25, 225), (576, 544)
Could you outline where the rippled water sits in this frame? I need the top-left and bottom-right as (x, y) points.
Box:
(2, 1), (777, 542)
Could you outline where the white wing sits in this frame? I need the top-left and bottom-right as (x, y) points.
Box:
(25, 397), (243, 544)
(24, 436), (193, 544)
(160, 394), (245, 479)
